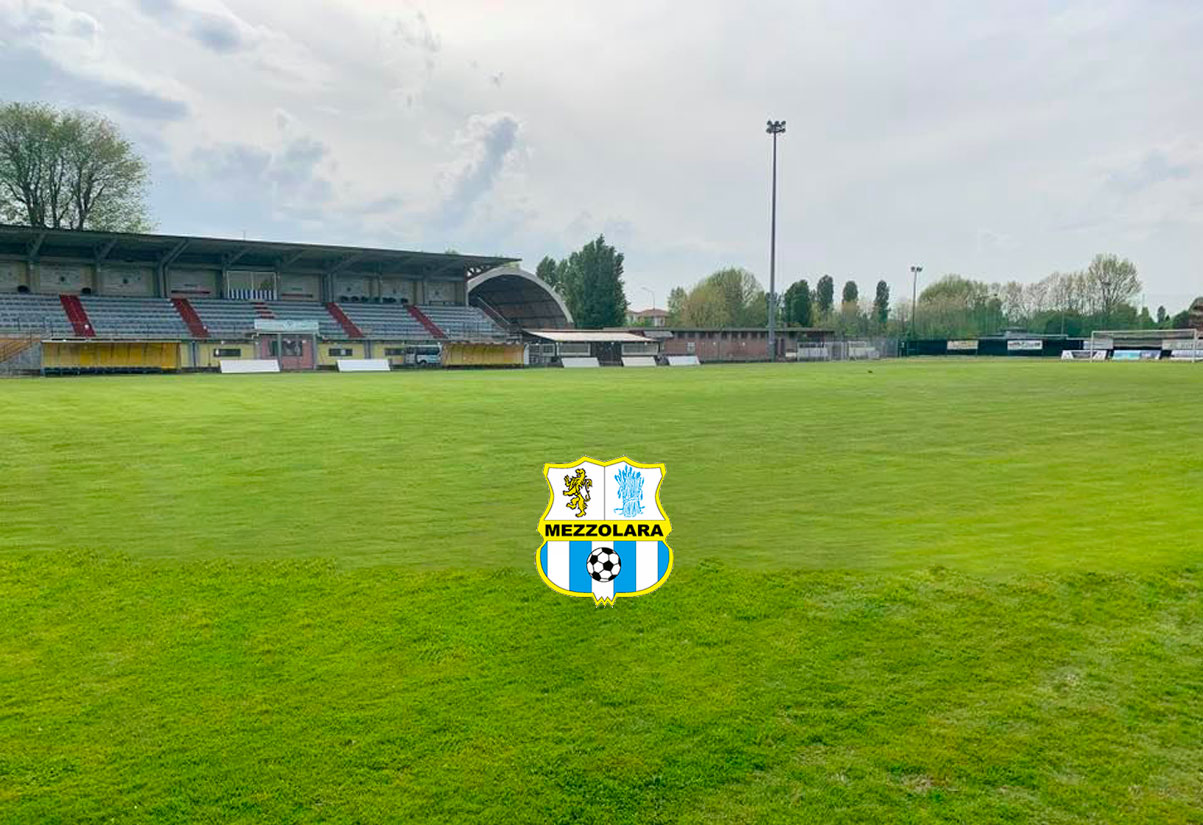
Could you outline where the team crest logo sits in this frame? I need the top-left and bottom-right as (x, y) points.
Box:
(536, 457), (673, 606)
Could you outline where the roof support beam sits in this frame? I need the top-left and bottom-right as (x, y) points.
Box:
(159, 239), (189, 268)
(276, 249), (307, 270)
(155, 240), (188, 298)
(27, 231), (45, 263)
(224, 247), (252, 267)
(381, 253), (416, 275)
(327, 251), (367, 275)
(94, 236), (118, 264)
(429, 260), (467, 280)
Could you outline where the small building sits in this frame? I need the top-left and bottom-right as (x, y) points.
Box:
(660, 327), (832, 362)
(523, 329), (660, 366)
(626, 307), (669, 327)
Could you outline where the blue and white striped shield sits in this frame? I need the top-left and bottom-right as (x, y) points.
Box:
(536, 457), (673, 605)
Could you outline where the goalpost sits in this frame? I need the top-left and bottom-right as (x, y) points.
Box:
(1086, 328), (1201, 362)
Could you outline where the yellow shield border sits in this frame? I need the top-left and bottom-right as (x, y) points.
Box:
(536, 456), (674, 600)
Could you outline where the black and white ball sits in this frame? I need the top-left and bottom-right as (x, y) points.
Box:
(587, 547), (621, 582)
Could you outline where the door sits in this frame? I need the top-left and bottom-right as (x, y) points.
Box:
(262, 336), (315, 370)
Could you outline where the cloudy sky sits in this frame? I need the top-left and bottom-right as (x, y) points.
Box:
(2, 0), (1201, 311)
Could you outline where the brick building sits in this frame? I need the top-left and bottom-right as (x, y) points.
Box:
(658, 327), (832, 362)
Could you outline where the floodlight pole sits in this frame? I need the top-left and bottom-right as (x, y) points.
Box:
(909, 265), (923, 346)
(766, 119), (786, 362)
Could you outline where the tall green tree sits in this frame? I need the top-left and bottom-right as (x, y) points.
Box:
(873, 280), (890, 326)
(0, 102), (150, 230)
(841, 280), (858, 305)
(815, 275), (834, 316)
(666, 286), (687, 324)
(673, 268), (765, 327)
(535, 255), (560, 289)
(783, 279), (812, 326)
(915, 275), (1000, 338)
(560, 234), (628, 328)
(795, 279), (813, 326)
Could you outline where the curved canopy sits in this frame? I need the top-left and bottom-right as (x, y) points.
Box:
(468, 265), (572, 329)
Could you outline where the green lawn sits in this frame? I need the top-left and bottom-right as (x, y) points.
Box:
(1, 361), (1201, 822)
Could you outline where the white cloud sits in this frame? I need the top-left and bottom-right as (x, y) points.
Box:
(0, 0), (188, 120)
(434, 112), (521, 226)
(1, 0), (1200, 310)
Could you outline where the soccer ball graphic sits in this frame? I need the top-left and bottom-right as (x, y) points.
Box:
(587, 547), (621, 582)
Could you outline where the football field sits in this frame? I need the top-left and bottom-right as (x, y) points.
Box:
(2, 361), (1201, 822)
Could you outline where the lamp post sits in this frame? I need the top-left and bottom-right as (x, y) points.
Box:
(641, 285), (655, 311)
(766, 119), (786, 362)
(639, 285), (656, 328)
(910, 265), (923, 344)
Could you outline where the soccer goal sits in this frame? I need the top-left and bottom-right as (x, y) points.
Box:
(1087, 329), (1201, 362)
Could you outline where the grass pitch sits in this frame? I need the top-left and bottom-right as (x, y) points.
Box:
(1, 361), (1201, 822)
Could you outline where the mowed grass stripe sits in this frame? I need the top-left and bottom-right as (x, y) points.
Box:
(1, 361), (1201, 572)
(2, 362), (1202, 822)
(0, 555), (1199, 823)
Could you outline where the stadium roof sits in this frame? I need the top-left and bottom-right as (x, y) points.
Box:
(525, 329), (653, 343)
(0, 224), (517, 279)
(467, 265), (572, 329)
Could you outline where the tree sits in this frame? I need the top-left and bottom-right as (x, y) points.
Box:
(873, 280), (890, 326)
(1085, 253), (1141, 323)
(673, 268), (765, 327)
(815, 275), (834, 317)
(1023, 278), (1051, 318)
(1047, 270), (1087, 316)
(1156, 305), (1168, 326)
(835, 300), (867, 335)
(666, 286), (687, 324)
(535, 255), (560, 289)
(1000, 281), (1026, 326)
(916, 275), (999, 338)
(560, 234), (628, 328)
(0, 102), (150, 231)
(841, 280), (858, 305)
(783, 279), (812, 326)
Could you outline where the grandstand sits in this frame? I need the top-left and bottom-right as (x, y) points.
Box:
(0, 224), (576, 374)
(187, 299), (262, 338)
(80, 296), (191, 339)
(336, 303), (436, 340)
(0, 293), (74, 336)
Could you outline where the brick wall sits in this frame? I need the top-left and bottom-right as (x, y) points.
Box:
(663, 332), (775, 361)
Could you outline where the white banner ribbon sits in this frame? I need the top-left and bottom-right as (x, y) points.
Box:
(592, 579), (614, 605)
